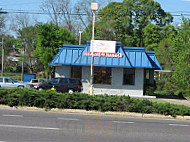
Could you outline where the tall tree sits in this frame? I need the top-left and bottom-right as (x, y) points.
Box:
(34, 22), (75, 79)
(155, 24), (177, 69)
(10, 14), (33, 33)
(16, 26), (38, 73)
(172, 18), (190, 90)
(0, 8), (7, 33)
(10, 14), (38, 73)
(143, 24), (161, 51)
(0, 34), (18, 72)
(85, 0), (173, 46)
(41, 0), (76, 34)
(155, 18), (190, 93)
(74, 0), (115, 29)
(41, 0), (116, 38)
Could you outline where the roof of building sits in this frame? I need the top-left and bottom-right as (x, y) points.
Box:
(50, 41), (162, 70)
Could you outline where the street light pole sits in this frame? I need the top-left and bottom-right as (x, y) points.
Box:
(79, 30), (82, 45)
(89, 2), (98, 95)
(1, 37), (4, 77)
(21, 41), (26, 82)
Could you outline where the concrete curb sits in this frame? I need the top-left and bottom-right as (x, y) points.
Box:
(0, 105), (190, 121)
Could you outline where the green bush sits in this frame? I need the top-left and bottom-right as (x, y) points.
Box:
(180, 90), (190, 97)
(0, 88), (190, 117)
(144, 83), (156, 96)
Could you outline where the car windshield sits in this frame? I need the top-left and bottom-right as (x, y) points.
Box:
(32, 80), (38, 83)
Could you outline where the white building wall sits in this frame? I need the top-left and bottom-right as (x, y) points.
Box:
(56, 66), (144, 97)
(81, 66), (91, 93)
(81, 67), (144, 96)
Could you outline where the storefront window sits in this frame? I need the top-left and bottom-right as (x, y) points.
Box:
(94, 67), (112, 84)
(123, 68), (135, 85)
(71, 66), (82, 79)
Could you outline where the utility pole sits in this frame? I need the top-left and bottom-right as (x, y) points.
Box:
(1, 37), (4, 76)
(21, 41), (26, 82)
(0, 9), (7, 77)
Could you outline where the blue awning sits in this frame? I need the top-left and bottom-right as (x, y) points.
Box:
(50, 41), (162, 70)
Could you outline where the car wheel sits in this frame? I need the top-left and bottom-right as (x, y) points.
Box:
(38, 88), (43, 91)
(68, 89), (74, 94)
(18, 86), (24, 88)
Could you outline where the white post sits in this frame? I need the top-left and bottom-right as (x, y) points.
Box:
(21, 42), (26, 82)
(89, 2), (98, 95)
(79, 30), (82, 45)
(1, 37), (4, 77)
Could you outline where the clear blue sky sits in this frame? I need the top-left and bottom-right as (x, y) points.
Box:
(1, 0), (190, 24)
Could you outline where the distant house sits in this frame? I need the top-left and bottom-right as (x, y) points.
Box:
(50, 40), (161, 97)
(6, 51), (19, 62)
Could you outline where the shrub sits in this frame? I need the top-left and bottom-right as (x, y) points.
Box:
(0, 88), (190, 117)
(144, 83), (156, 96)
(180, 90), (190, 97)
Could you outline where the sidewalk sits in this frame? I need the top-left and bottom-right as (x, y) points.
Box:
(156, 98), (190, 107)
(149, 94), (190, 107)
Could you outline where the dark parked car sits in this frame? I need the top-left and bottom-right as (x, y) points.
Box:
(36, 77), (82, 93)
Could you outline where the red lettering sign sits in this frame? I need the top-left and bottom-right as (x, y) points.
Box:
(84, 51), (122, 58)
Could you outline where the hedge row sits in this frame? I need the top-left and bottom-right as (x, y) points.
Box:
(0, 88), (190, 117)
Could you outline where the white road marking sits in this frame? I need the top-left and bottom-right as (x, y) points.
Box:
(2, 114), (23, 117)
(113, 121), (135, 124)
(0, 141), (7, 142)
(0, 124), (60, 130)
(57, 117), (79, 121)
(168, 124), (190, 127)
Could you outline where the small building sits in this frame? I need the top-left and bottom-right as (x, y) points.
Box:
(50, 40), (161, 97)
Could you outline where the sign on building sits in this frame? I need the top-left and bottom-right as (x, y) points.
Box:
(84, 40), (122, 58)
(90, 40), (116, 53)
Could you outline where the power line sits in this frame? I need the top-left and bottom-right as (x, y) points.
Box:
(0, 2), (41, 6)
(2, 9), (88, 16)
(2, 9), (190, 17)
(7, 11), (88, 16)
(170, 11), (190, 13)
(172, 14), (190, 17)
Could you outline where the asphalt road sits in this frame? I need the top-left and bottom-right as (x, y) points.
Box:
(0, 109), (190, 142)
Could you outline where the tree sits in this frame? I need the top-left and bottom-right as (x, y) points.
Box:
(155, 18), (190, 94)
(0, 8), (7, 33)
(34, 22), (75, 79)
(172, 18), (190, 90)
(85, 0), (173, 46)
(10, 14), (34, 33)
(0, 34), (18, 72)
(74, 0), (115, 28)
(155, 24), (177, 69)
(143, 24), (161, 51)
(41, 0), (77, 34)
(160, 25), (177, 40)
(41, 0), (116, 38)
(10, 14), (38, 73)
(156, 38), (175, 70)
(16, 26), (38, 73)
